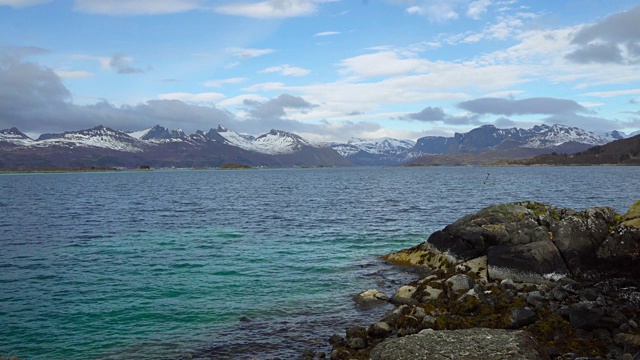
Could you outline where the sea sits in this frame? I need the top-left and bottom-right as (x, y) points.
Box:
(1, 166), (639, 359)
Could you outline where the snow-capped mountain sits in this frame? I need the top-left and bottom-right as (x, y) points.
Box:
(0, 127), (33, 146)
(413, 124), (617, 155)
(254, 129), (318, 155)
(332, 137), (416, 157)
(522, 124), (613, 149)
(36, 125), (146, 152)
(129, 125), (186, 141)
(0, 124), (349, 169)
(330, 137), (416, 166)
(206, 125), (262, 152)
(330, 123), (630, 166)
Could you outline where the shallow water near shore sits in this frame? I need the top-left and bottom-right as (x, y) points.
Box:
(1, 166), (639, 359)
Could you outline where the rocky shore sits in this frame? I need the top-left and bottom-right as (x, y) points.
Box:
(309, 200), (640, 360)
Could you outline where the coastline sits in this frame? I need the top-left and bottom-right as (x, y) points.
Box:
(316, 201), (640, 360)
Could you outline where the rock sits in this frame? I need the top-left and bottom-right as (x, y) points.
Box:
(445, 274), (475, 293)
(550, 207), (618, 275)
(507, 307), (538, 328)
(345, 326), (368, 350)
(487, 240), (569, 282)
(370, 328), (549, 360)
(329, 347), (351, 360)
(390, 285), (418, 305)
(420, 285), (443, 301)
(380, 305), (411, 325)
(596, 225), (640, 279)
(328, 334), (345, 347)
(353, 289), (389, 307)
(614, 333), (640, 353)
(368, 322), (392, 338)
(421, 315), (437, 328)
(569, 302), (604, 330)
(526, 291), (547, 309)
(500, 278), (517, 290)
(384, 201), (640, 281)
(551, 285), (568, 301)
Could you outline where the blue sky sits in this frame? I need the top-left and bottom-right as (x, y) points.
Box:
(1, 0), (639, 141)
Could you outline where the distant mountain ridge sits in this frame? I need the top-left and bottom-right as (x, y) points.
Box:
(1, 123), (636, 169)
(330, 123), (628, 166)
(0, 125), (349, 169)
(330, 137), (416, 166)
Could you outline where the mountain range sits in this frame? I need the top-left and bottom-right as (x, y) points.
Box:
(0, 123), (637, 169)
(0, 125), (349, 169)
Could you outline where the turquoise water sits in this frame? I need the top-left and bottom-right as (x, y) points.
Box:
(1, 166), (639, 359)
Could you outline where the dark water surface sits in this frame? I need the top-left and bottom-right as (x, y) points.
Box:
(1, 166), (639, 359)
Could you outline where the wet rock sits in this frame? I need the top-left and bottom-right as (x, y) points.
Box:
(370, 328), (549, 360)
(328, 334), (344, 347)
(445, 274), (474, 293)
(329, 347), (351, 360)
(353, 289), (389, 307)
(345, 326), (368, 350)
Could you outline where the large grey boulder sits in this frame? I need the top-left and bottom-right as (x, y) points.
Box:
(550, 206), (618, 275)
(386, 200), (640, 281)
(370, 328), (549, 360)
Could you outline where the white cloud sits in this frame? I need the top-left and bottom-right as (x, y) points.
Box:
(158, 92), (226, 103)
(217, 94), (269, 107)
(466, 0), (490, 19)
(337, 51), (430, 78)
(242, 82), (286, 92)
(203, 77), (248, 87)
(215, 0), (320, 19)
(314, 31), (340, 37)
(226, 47), (275, 59)
(55, 70), (93, 79)
(403, 0), (460, 22)
(262, 64), (311, 76)
(0, 0), (50, 7)
(73, 0), (202, 15)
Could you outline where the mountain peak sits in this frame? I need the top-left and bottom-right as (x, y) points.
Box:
(1, 127), (31, 139)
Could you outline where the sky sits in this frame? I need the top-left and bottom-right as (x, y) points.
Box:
(1, 0), (639, 142)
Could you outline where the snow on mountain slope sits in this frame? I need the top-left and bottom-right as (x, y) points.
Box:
(129, 125), (186, 141)
(35, 126), (146, 152)
(214, 125), (262, 152)
(522, 124), (611, 149)
(332, 137), (416, 157)
(0, 127), (34, 145)
(253, 129), (316, 155)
